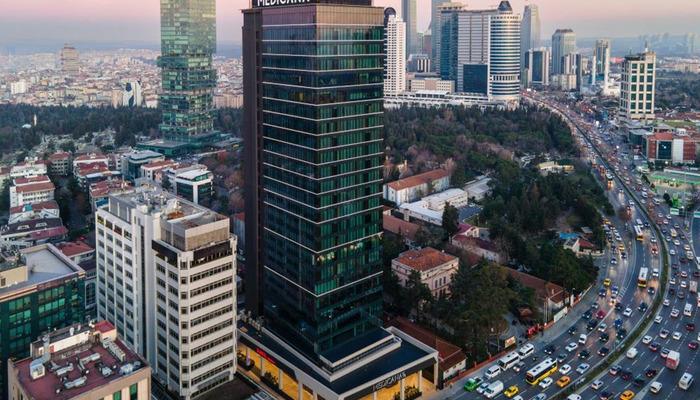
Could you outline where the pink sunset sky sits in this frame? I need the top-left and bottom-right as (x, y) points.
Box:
(1, 0), (699, 46)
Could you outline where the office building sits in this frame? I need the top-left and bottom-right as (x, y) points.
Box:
(7, 321), (151, 400)
(60, 44), (80, 77)
(402, 0), (418, 55)
(120, 150), (165, 181)
(523, 47), (550, 88)
(595, 39), (611, 86)
(384, 8), (407, 96)
(620, 50), (656, 121)
(0, 244), (86, 399)
(242, 0), (438, 398)
(439, 1), (521, 104)
(162, 164), (213, 205)
(520, 4), (540, 79)
(407, 54), (432, 73)
(140, 0), (218, 155)
(430, 0), (447, 70)
(123, 80), (143, 107)
(407, 77), (455, 92)
(551, 29), (576, 75)
(95, 186), (237, 399)
(434, 2), (464, 75)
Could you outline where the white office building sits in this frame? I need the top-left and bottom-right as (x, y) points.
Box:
(123, 80), (144, 107)
(96, 186), (237, 399)
(384, 9), (406, 96)
(619, 50), (656, 121)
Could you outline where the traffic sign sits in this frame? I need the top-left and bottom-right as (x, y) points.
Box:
(694, 211), (700, 219)
(670, 208), (680, 216)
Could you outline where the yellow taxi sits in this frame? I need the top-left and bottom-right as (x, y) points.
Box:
(604, 278), (612, 287)
(504, 385), (519, 398)
(619, 390), (635, 400)
(557, 376), (571, 388)
(618, 244), (625, 251)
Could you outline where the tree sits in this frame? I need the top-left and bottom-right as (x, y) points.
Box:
(442, 202), (460, 238)
(415, 225), (445, 248)
(402, 270), (432, 320)
(663, 193), (672, 207)
(60, 140), (76, 153)
(451, 162), (467, 188)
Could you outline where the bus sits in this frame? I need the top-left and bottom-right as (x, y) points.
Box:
(671, 228), (678, 238)
(498, 351), (521, 371)
(638, 267), (649, 288)
(634, 225), (644, 241)
(526, 358), (558, 385)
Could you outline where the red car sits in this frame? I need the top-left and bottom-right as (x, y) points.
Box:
(689, 341), (699, 350)
(687, 323), (696, 332)
(597, 310), (606, 319)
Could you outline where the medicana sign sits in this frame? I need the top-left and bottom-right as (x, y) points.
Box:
(372, 371), (407, 391)
(254, 0), (311, 7)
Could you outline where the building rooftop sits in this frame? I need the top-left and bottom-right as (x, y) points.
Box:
(0, 244), (84, 300)
(387, 316), (466, 372)
(10, 200), (60, 215)
(14, 181), (55, 193)
(505, 268), (567, 304)
(394, 247), (458, 272)
(55, 241), (94, 258)
(73, 153), (108, 162)
(2, 217), (64, 236)
(124, 150), (164, 161)
(48, 152), (71, 161)
(14, 175), (51, 185)
(89, 179), (131, 198)
(383, 214), (419, 241)
(386, 169), (449, 191)
(10, 321), (149, 400)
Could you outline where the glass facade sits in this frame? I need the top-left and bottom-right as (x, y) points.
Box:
(0, 280), (85, 398)
(250, 4), (385, 358)
(159, 0), (217, 147)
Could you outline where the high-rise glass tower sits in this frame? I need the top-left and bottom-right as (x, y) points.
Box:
(158, 0), (217, 149)
(489, 1), (521, 102)
(243, 0), (385, 359)
(552, 28), (576, 75)
(595, 39), (611, 85)
(402, 0), (418, 55)
(431, 0), (448, 71)
(520, 4), (540, 80)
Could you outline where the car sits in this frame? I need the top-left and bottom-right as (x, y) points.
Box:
(649, 382), (662, 394)
(543, 344), (556, 355)
(539, 377), (553, 389)
(599, 391), (613, 400)
(687, 323), (696, 332)
(649, 342), (660, 352)
(598, 322), (608, 332)
(559, 364), (572, 375)
(557, 353), (567, 363)
(591, 380), (604, 390)
(597, 310), (606, 319)
(642, 335), (653, 344)
(661, 348), (670, 358)
(591, 302), (599, 309)
(653, 268), (659, 277)
(623, 307), (633, 317)
(634, 376), (645, 387)
(682, 281), (688, 289)
(678, 290), (686, 299)
(513, 361), (526, 372)
(621, 370), (633, 381)
(689, 341), (699, 350)
(576, 363), (590, 374)
(664, 298), (671, 307)
(598, 346), (610, 357)
(671, 249), (677, 256)
(617, 328), (627, 339)
(660, 329), (670, 339)
(670, 288), (676, 295)
(648, 287), (656, 295)
(672, 308), (680, 318)
(598, 288), (607, 297)
(675, 239), (681, 246)
(603, 278), (611, 286)
(599, 332), (609, 343)
(681, 271), (689, 278)
(610, 258), (618, 265)
(671, 278), (677, 285)
(557, 376), (571, 388)
(568, 326), (578, 335)
(566, 342), (579, 352)
(655, 315), (663, 323)
(619, 389), (635, 400)
(579, 349), (590, 359)
(638, 302), (648, 312)
(504, 385), (519, 398)
(476, 381), (490, 394)
(614, 317), (623, 328)
(579, 333), (588, 344)
(673, 331), (683, 340)
(694, 271), (700, 278)
(611, 285), (620, 295)
(464, 377), (483, 391)
(583, 310), (593, 320)
(615, 302), (624, 311)
(512, 397), (524, 400)
(646, 368), (658, 378)
(533, 394), (547, 400)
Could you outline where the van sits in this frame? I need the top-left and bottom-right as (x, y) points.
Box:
(679, 373), (694, 390)
(626, 347), (638, 359)
(518, 343), (534, 358)
(484, 380), (504, 399)
(579, 334), (587, 344)
(484, 365), (502, 379)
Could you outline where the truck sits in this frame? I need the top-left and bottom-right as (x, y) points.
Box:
(667, 350), (681, 370)
(691, 281), (698, 295)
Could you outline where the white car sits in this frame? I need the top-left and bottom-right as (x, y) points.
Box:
(673, 331), (683, 340)
(566, 342), (579, 352)
(697, 332), (700, 342)
(623, 307), (633, 317)
(655, 315), (663, 324)
(651, 237), (657, 243)
(660, 329), (670, 339)
(670, 249), (677, 256)
(650, 381), (662, 394)
(576, 363), (590, 374)
(664, 298), (671, 307)
(671, 278), (677, 286)
(560, 364), (572, 375)
(476, 382), (490, 394)
(653, 268), (659, 277)
(642, 335), (653, 344)
(567, 395), (582, 400)
(681, 281), (688, 288)
(598, 323), (608, 332)
(674, 240), (681, 246)
(539, 377), (554, 389)
(672, 308), (681, 318)
(512, 396), (524, 400)
(591, 380), (604, 391)
(579, 334), (588, 344)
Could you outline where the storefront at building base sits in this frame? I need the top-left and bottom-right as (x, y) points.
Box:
(237, 321), (438, 400)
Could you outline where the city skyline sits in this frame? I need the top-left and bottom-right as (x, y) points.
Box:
(2, 0), (700, 53)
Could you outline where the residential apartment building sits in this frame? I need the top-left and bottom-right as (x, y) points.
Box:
(384, 8), (406, 96)
(619, 50), (656, 121)
(10, 158), (48, 180)
(7, 321), (151, 400)
(9, 200), (60, 224)
(48, 151), (72, 176)
(10, 175), (55, 208)
(392, 247), (459, 297)
(95, 186), (237, 399)
(0, 218), (68, 250)
(383, 168), (450, 205)
(0, 244), (86, 398)
(73, 153), (109, 176)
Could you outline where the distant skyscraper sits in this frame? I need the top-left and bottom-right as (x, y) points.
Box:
(523, 47), (550, 88)
(520, 4), (540, 79)
(431, 0), (448, 70)
(123, 80), (143, 107)
(156, 0), (217, 153)
(60, 44), (80, 76)
(435, 2), (465, 78)
(594, 39), (611, 86)
(551, 29), (576, 75)
(402, 0), (418, 55)
(686, 33), (697, 55)
(620, 50), (656, 121)
(384, 8), (407, 96)
(440, 1), (520, 104)
(242, 0), (438, 397)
